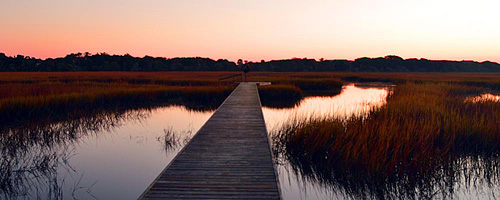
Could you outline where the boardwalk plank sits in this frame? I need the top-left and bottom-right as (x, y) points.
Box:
(139, 83), (281, 200)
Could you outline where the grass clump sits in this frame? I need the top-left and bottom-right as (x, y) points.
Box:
(273, 82), (500, 198)
(0, 85), (233, 127)
(275, 78), (343, 91)
(258, 85), (303, 108)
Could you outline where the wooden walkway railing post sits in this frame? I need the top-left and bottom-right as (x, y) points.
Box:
(139, 82), (281, 199)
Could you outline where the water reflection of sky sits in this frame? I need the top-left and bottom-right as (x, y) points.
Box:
(262, 84), (390, 132)
(263, 85), (500, 200)
(6, 84), (500, 200)
(2, 106), (213, 199)
(3, 85), (390, 200)
(262, 84), (391, 200)
(64, 107), (213, 199)
(73, 107), (214, 199)
(465, 93), (500, 103)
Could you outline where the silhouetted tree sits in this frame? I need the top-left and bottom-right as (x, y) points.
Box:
(1, 52), (500, 72)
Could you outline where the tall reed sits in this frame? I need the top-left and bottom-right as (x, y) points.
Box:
(0, 85), (233, 127)
(258, 84), (303, 108)
(274, 82), (500, 176)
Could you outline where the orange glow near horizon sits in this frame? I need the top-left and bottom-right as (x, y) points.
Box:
(1, 0), (499, 62)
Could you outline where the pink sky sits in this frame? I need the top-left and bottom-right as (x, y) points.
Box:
(1, 0), (499, 62)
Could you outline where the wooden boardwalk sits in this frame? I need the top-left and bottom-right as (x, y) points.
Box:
(139, 82), (281, 199)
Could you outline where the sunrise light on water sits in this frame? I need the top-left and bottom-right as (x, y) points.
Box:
(2, 1), (500, 199)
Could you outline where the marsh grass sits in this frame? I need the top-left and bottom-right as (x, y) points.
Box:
(258, 85), (303, 108)
(273, 82), (500, 199)
(257, 78), (343, 108)
(248, 72), (500, 90)
(249, 75), (343, 93)
(3, 72), (500, 198)
(273, 78), (343, 91)
(0, 72), (239, 126)
(0, 72), (346, 121)
(0, 83), (232, 127)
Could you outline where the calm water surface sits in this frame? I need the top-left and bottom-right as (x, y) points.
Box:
(3, 84), (500, 199)
(263, 84), (391, 200)
(466, 93), (500, 102)
(264, 84), (500, 200)
(1, 106), (213, 199)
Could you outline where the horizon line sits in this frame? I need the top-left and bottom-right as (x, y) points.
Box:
(1, 51), (498, 65)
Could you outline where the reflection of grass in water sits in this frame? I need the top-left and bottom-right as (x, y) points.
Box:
(0, 106), (175, 199)
(0, 146), (68, 199)
(254, 77), (343, 109)
(0, 73), (233, 199)
(258, 84), (342, 109)
(273, 82), (500, 199)
(0, 85), (232, 127)
(158, 128), (181, 152)
(276, 149), (500, 199)
(259, 85), (303, 108)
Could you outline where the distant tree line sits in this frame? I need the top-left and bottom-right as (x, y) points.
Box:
(0, 52), (236, 72)
(1, 53), (499, 72)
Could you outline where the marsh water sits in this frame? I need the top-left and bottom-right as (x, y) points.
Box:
(263, 84), (391, 200)
(466, 93), (500, 103)
(2, 84), (500, 199)
(0, 106), (214, 199)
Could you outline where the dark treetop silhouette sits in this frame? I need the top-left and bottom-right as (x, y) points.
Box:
(1, 53), (500, 72)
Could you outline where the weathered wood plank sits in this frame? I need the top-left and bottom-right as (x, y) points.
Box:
(139, 82), (281, 200)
